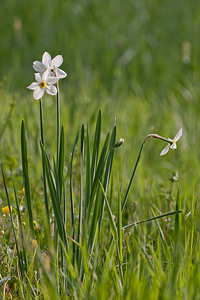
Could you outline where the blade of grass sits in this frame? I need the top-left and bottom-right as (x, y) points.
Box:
(117, 174), (123, 284)
(87, 132), (110, 224)
(117, 179), (122, 265)
(91, 110), (101, 185)
(99, 124), (116, 229)
(1, 167), (23, 277)
(70, 129), (79, 264)
(78, 125), (84, 243)
(122, 210), (183, 230)
(77, 124), (84, 267)
(121, 143), (144, 215)
(84, 123), (91, 218)
(39, 99), (50, 233)
(40, 142), (68, 249)
(174, 190), (181, 246)
(11, 170), (28, 274)
(21, 120), (34, 236)
(99, 180), (117, 241)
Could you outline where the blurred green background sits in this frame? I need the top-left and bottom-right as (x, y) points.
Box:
(0, 0), (200, 214)
(1, 0), (199, 92)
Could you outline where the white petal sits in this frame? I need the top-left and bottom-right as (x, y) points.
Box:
(27, 82), (38, 90)
(33, 61), (46, 72)
(46, 76), (59, 85)
(33, 86), (44, 100)
(160, 144), (170, 156)
(35, 73), (42, 83)
(170, 142), (177, 150)
(46, 85), (57, 95)
(57, 68), (67, 78)
(50, 55), (63, 68)
(174, 128), (182, 142)
(42, 52), (51, 68)
(42, 69), (51, 81)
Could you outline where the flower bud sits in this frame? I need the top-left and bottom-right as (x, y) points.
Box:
(113, 138), (124, 148)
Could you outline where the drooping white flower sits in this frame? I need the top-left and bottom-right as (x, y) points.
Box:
(33, 51), (67, 79)
(27, 70), (59, 100)
(160, 128), (182, 156)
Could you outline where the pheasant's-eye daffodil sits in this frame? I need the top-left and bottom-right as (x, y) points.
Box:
(160, 128), (182, 156)
(33, 51), (67, 79)
(27, 70), (59, 100)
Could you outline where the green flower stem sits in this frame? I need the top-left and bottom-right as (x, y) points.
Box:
(56, 88), (60, 169)
(39, 99), (50, 231)
(121, 134), (172, 214)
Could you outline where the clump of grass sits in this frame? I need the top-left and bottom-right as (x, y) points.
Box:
(0, 52), (184, 299)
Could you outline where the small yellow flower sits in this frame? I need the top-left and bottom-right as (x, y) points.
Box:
(22, 186), (25, 196)
(33, 220), (39, 231)
(2, 205), (12, 216)
(31, 239), (38, 249)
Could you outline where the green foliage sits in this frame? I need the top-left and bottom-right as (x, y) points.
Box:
(0, 1), (200, 299)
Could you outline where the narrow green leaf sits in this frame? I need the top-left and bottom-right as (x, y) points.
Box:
(1, 167), (23, 277)
(88, 185), (101, 253)
(122, 143), (144, 214)
(117, 182), (122, 264)
(87, 132), (110, 223)
(175, 190), (180, 245)
(122, 210), (183, 230)
(78, 124), (84, 243)
(39, 99), (50, 232)
(99, 180), (117, 241)
(84, 123), (91, 218)
(77, 125), (84, 267)
(40, 142), (68, 250)
(11, 171), (28, 274)
(91, 110), (101, 185)
(99, 124), (116, 228)
(21, 120), (34, 236)
(70, 129), (79, 263)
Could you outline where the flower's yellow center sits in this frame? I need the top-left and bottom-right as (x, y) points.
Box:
(39, 81), (46, 89)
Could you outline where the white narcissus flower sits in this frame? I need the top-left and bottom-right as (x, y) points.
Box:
(33, 51), (67, 79)
(160, 128), (182, 156)
(27, 70), (59, 100)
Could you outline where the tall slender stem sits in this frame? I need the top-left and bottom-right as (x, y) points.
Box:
(39, 99), (50, 231)
(122, 134), (172, 214)
(56, 90), (60, 168)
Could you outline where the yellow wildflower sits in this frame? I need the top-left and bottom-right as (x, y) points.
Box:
(33, 220), (39, 231)
(2, 205), (12, 216)
(22, 186), (25, 196)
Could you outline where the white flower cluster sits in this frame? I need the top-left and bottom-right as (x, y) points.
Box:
(27, 51), (67, 100)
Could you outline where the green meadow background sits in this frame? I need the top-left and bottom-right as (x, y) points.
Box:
(1, 0), (199, 192)
(1, 0), (200, 298)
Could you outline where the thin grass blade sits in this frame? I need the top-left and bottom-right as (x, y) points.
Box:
(70, 129), (79, 263)
(122, 210), (183, 230)
(1, 167), (23, 277)
(91, 110), (101, 185)
(21, 120), (34, 236)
